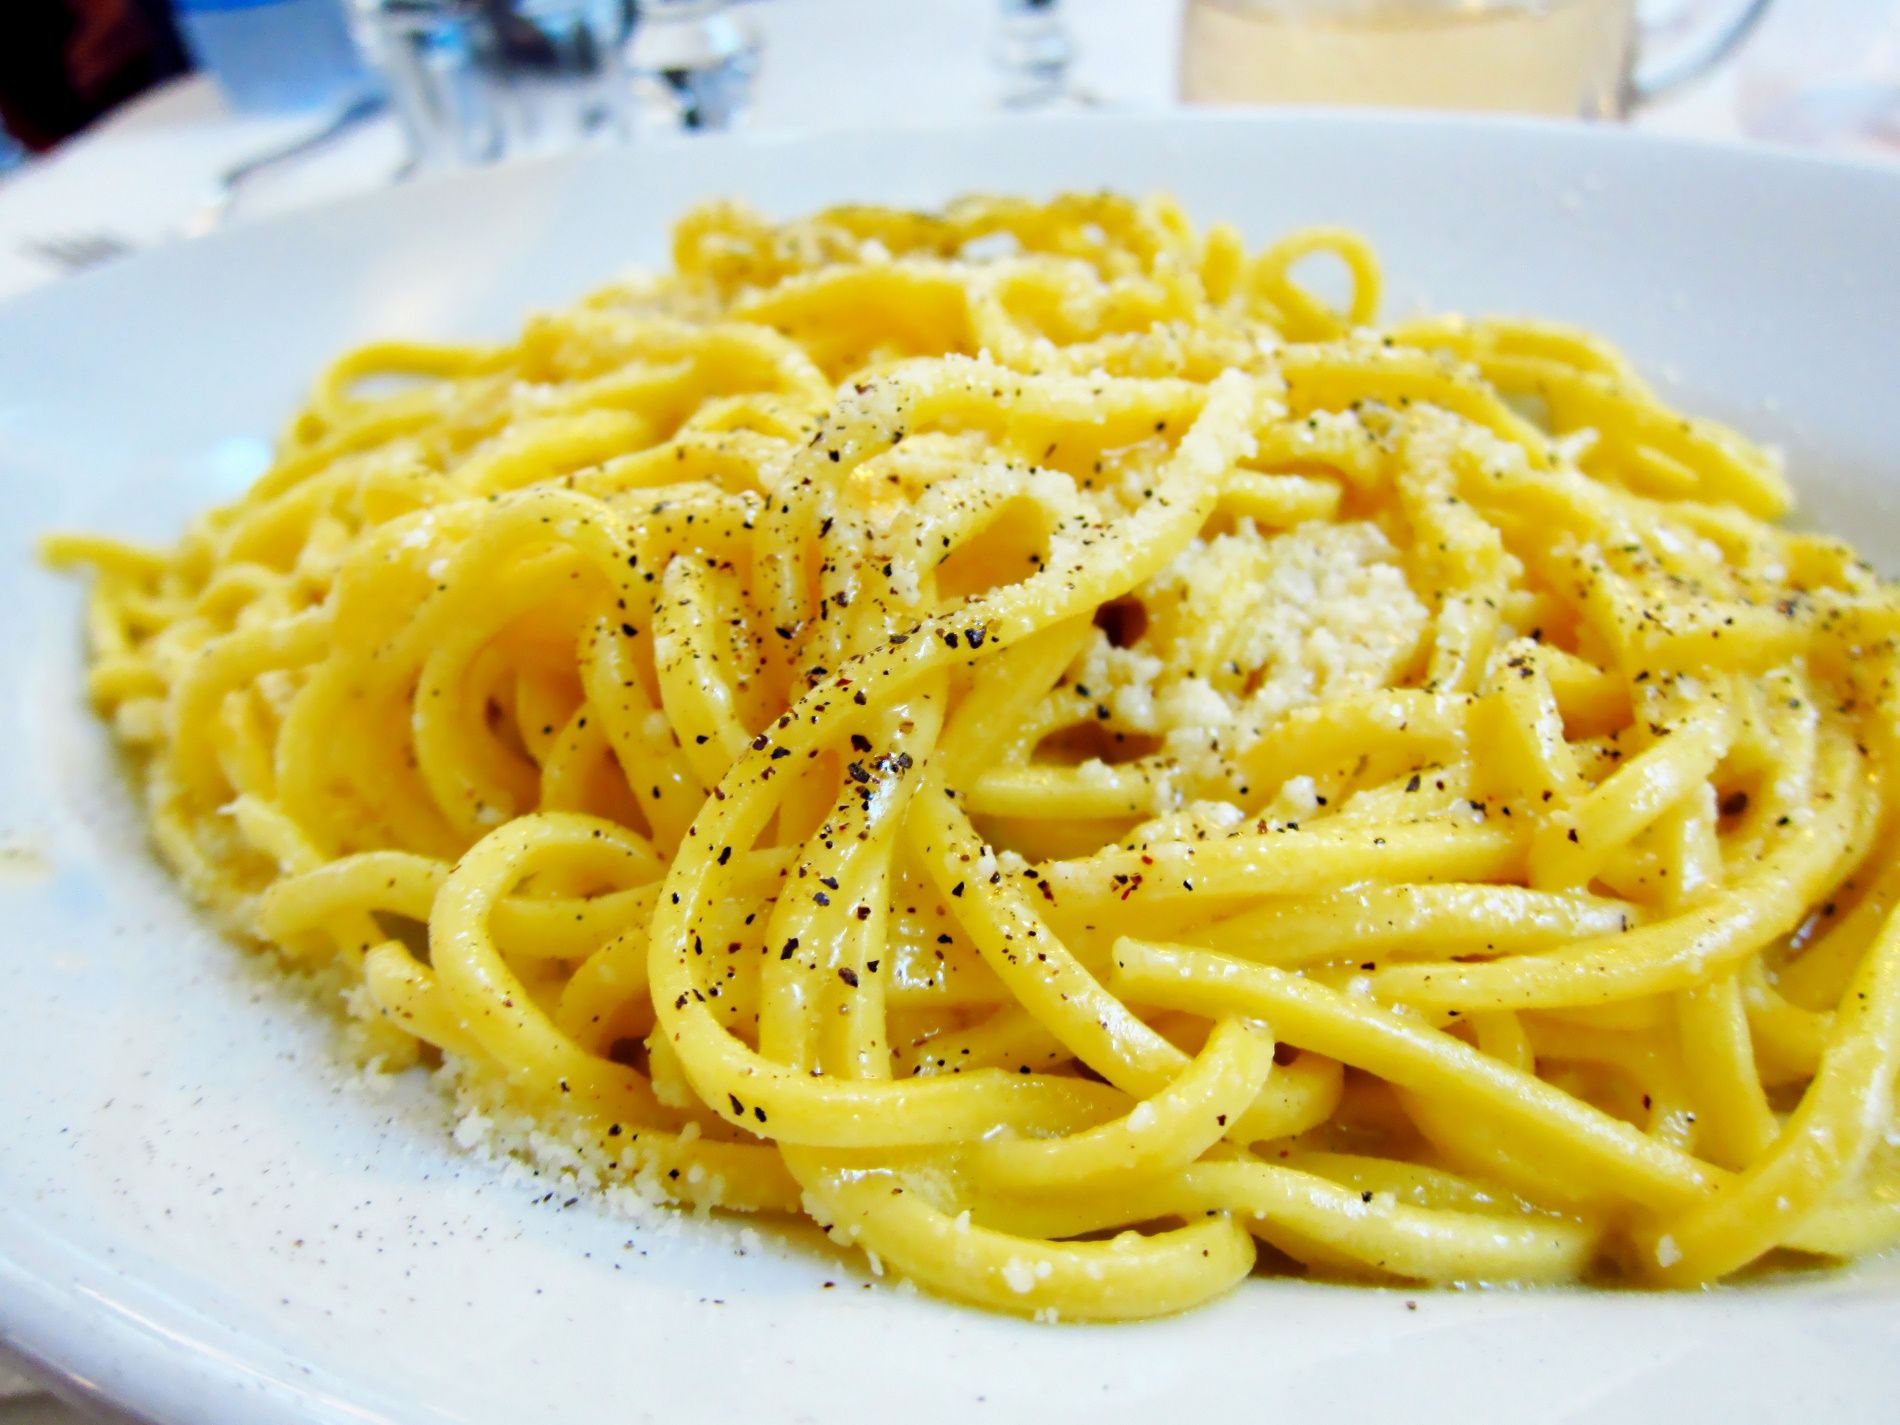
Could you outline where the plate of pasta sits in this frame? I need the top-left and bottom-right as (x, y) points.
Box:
(4, 112), (1900, 1425)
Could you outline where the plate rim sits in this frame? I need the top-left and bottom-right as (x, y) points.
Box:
(4, 108), (1899, 1425)
(3, 104), (1897, 327)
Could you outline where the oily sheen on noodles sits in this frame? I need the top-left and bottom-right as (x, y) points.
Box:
(49, 194), (1900, 1320)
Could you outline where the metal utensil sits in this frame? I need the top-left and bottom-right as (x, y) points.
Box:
(185, 91), (386, 235)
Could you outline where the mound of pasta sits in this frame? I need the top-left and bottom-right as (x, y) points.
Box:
(51, 194), (1900, 1320)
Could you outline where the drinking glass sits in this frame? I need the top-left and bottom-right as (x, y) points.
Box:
(1179, 0), (1772, 119)
(352, 0), (635, 168)
(624, 0), (761, 133)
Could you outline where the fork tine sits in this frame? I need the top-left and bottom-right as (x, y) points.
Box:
(23, 231), (133, 273)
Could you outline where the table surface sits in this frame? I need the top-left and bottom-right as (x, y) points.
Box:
(1, 0), (1893, 1418)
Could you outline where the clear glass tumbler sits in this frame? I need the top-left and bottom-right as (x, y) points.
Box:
(352, 0), (635, 168)
(624, 0), (760, 133)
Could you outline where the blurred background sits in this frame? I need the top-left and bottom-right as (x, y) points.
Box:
(0, 0), (1896, 301)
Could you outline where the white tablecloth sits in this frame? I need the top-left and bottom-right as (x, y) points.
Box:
(0, 0), (1891, 1418)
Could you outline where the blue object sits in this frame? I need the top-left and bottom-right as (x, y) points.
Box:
(176, 0), (372, 114)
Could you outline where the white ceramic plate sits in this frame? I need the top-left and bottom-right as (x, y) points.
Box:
(3, 113), (1899, 1425)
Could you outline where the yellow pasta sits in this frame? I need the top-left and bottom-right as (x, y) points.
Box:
(46, 192), (1900, 1320)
